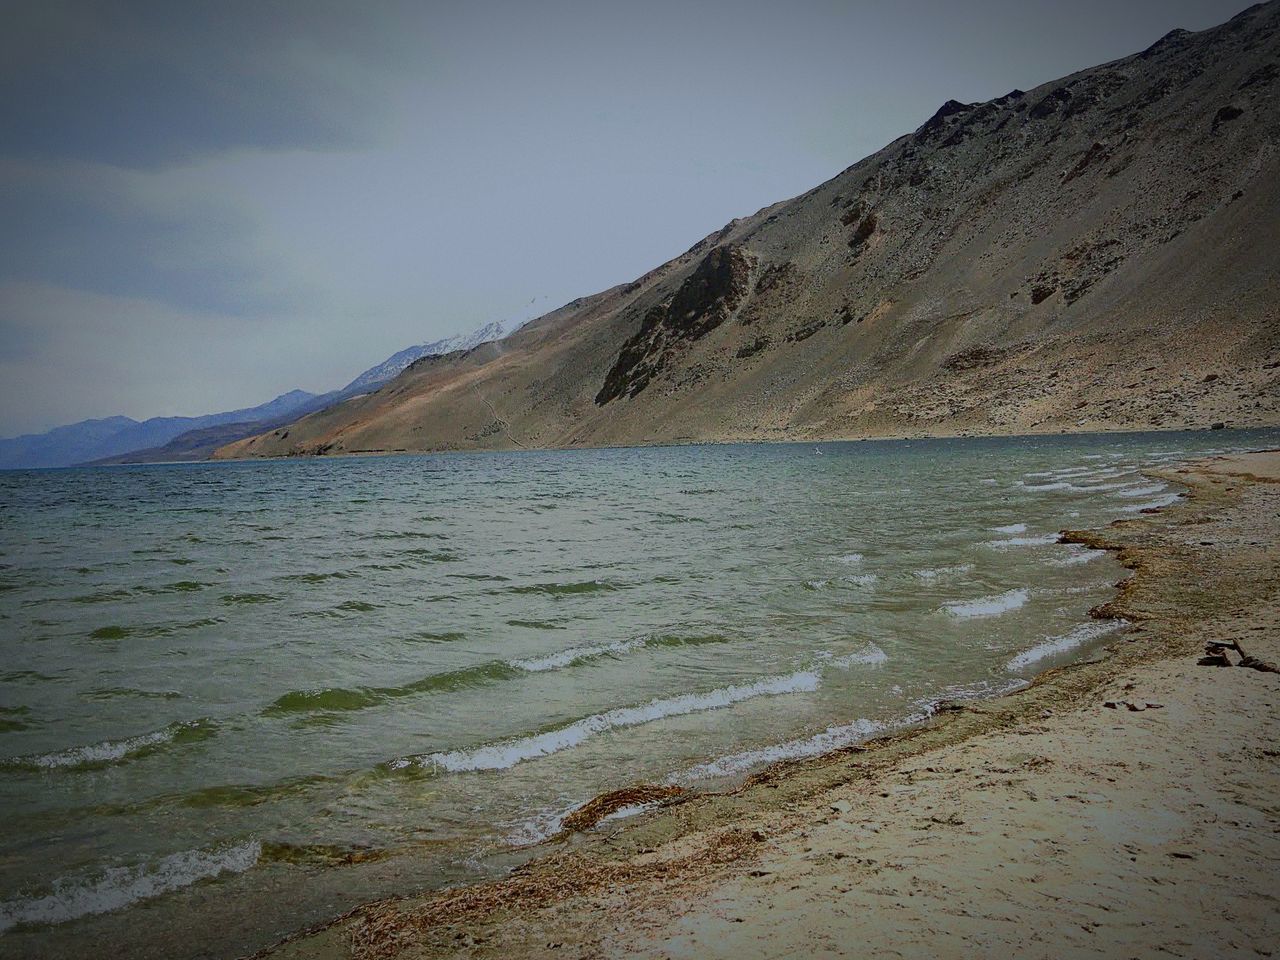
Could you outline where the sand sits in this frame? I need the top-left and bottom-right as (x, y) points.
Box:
(262, 452), (1280, 960)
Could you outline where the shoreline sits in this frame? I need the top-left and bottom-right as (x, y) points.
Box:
(258, 450), (1280, 959)
(193, 421), (1270, 465)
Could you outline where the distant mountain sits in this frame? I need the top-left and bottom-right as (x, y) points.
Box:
(0, 390), (321, 470)
(76, 320), (519, 466)
(340, 321), (509, 394)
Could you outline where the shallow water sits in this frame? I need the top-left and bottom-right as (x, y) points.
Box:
(0, 429), (1274, 957)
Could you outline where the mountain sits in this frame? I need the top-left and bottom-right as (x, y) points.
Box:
(215, 3), (1273, 459)
(83, 320), (518, 465)
(0, 390), (320, 469)
(339, 322), (509, 395)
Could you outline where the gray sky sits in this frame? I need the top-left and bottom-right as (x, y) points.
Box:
(0, 0), (1252, 436)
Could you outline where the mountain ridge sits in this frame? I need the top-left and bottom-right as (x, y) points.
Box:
(203, 3), (1276, 457)
(0, 389), (321, 470)
(0, 321), (518, 468)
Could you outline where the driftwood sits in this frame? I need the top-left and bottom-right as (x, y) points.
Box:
(1203, 640), (1279, 673)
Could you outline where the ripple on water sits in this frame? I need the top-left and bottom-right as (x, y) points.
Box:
(507, 580), (620, 596)
(0, 706), (34, 732)
(1, 718), (219, 772)
(219, 593), (278, 606)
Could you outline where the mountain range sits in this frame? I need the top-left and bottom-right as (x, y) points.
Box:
(0, 322), (514, 469)
(217, 2), (1280, 461)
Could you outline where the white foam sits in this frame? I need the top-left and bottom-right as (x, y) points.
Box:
(1119, 492), (1181, 512)
(1113, 483), (1167, 498)
(398, 670), (822, 773)
(943, 588), (1030, 619)
(677, 717), (890, 781)
(983, 532), (1060, 549)
(1016, 480), (1074, 491)
(597, 802), (656, 826)
(833, 553), (863, 564)
(6, 720), (208, 771)
(1007, 620), (1128, 671)
(1046, 547), (1108, 567)
(821, 644), (888, 668)
(502, 801), (580, 847)
(678, 677), (1032, 783)
(1072, 480), (1142, 492)
(913, 563), (975, 581)
(510, 638), (645, 672)
(0, 841), (260, 932)
(804, 579), (830, 589)
(990, 523), (1028, 534)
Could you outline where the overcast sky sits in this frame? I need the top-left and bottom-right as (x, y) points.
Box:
(0, 0), (1252, 436)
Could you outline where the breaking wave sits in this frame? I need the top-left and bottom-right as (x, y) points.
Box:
(0, 841), (261, 931)
(2, 719), (218, 772)
(1007, 620), (1128, 671)
(942, 588), (1030, 619)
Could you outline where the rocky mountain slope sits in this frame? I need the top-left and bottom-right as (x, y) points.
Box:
(219, 3), (1280, 461)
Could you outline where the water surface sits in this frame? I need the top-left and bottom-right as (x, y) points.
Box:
(1, 429), (1272, 957)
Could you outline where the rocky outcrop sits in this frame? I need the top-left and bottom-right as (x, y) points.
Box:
(597, 245), (755, 403)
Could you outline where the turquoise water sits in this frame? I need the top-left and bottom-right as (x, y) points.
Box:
(0, 429), (1273, 958)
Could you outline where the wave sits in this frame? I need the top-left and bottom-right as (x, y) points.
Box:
(0, 841), (260, 932)
(842, 573), (878, 587)
(1112, 483), (1167, 498)
(1026, 466), (1094, 479)
(821, 644), (888, 668)
(502, 801), (582, 847)
(679, 678), (1032, 783)
(2, 719), (218, 772)
(507, 579), (619, 596)
(1006, 619), (1128, 671)
(678, 717), (889, 781)
(219, 593), (278, 605)
(832, 553), (863, 564)
(276, 570), (357, 583)
(510, 638), (646, 671)
(1045, 547), (1108, 567)
(1119, 492), (1181, 512)
(266, 632), (734, 715)
(393, 643), (886, 774)
(263, 661), (519, 715)
(990, 523), (1027, 534)
(1015, 480), (1074, 491)
(983, 532), (1060, 549)
(392, 670), (823, 773)
(913, 563), (975, 581)
(942, 588), (1030, 619)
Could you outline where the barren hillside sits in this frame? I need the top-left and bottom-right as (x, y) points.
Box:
(218, 2), (1280, 460)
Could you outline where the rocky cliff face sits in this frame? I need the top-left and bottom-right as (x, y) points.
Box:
(218, 3), (1280, 460)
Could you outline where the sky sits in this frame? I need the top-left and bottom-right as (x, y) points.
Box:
(0, 0), (1254, 437)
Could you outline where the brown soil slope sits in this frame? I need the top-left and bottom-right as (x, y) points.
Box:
(219, 4), (1280, 460)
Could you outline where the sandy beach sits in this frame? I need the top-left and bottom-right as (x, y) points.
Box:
(257, 451), (1280, 960)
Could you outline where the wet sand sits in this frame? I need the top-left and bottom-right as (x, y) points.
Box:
(263, 452), (1280, 960)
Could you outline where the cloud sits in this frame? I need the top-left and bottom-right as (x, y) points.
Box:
(0, 0), (420, 168)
